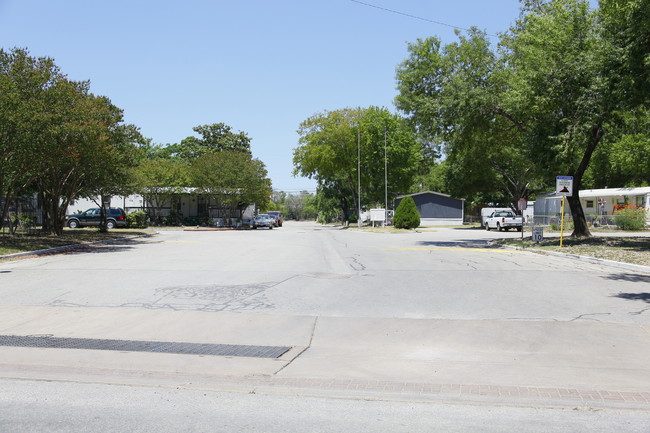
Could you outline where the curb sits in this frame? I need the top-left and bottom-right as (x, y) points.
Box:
(504, 244), (650, 274)
(0, 233), (156, 261)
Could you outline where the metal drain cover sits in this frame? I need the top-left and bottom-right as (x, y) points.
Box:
(0, 335), (291, 358)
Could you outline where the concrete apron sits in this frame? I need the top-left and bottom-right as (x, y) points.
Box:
(0, 305), (649, 410)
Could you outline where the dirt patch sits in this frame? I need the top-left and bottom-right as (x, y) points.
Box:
(501, 237), (650, 267)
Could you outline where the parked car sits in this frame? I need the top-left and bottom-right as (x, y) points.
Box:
(484, 210), (523, 232)
(266, 211), (283, 227)
(66, 208), (127, 229)
(253, 214), (274, 229)
(480, 207), (511, 226)
(241, 217), (256, 229)
(267, 213), (280, 227)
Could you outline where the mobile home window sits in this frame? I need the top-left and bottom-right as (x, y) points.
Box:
(586, 200), (594, 208)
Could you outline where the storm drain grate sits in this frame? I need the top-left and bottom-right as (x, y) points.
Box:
(0, 335), (291, 358)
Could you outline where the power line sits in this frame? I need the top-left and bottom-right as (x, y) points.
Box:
(350, 0), (498, 38)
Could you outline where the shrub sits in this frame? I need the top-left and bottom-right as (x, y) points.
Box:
(393, 196), (420, 229)
(613, 203), (647, 231)
(162, 210), (182, 226)
(126, 211), (149, 228)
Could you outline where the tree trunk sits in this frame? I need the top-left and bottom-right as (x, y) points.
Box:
(567, 124), (603, 238)
(567, 193), (591, 237)
(40, 191), (65, 236)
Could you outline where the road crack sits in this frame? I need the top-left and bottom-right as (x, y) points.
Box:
(570, 313), (611, 322)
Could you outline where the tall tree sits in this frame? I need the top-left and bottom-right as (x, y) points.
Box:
(396, 1), (611, 237)
(166, 123), (252, 161)
(395, 30), (541, 212)
(0, 48), (140, 235)
(134, 158), (190, 224)
(293, 107), (420, 222)
(36, 81), (140, 235)
(599, 0), (650, 107)
(190, 151), (271, 217)
(0, 48), (60, 232)
(501, 0), (606, 236)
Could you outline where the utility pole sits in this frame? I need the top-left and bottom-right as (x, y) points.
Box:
(384, 128), (388, 226)
(358, 127), (362, 227)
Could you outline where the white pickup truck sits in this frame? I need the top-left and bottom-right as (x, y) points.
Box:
(484, 210), (523, 232)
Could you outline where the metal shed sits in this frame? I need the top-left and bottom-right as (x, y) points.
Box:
(395, 191), (465, 226)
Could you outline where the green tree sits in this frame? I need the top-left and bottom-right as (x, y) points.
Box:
(293, 107), (421, 222)
(166, 123), (252, 161)
(393, 196), (420, 229)
(501, 0), (607, 237)
(599, 0), (650, 107)
(135, 158), (190, 223)
(0, 48), (60, 232)
(0, 48), (140, 235)
(274, 190), (317, 220)
(36, 81), (140, 235)
(190, 151), (271, 217)
(585, 109), (650, 187)
(396, 0), (614, 237)
(395, 30), (541, 213)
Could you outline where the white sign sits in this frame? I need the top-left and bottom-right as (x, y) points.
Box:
(369, 208), (386, 222)
(556, 176), (573, 197)
(532, 226), (544, 242)
(517, 198), (527, 211)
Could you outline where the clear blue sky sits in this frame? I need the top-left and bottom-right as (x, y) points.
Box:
(0, 0), (594, 193)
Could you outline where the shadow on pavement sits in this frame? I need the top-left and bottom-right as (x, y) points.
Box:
(416, 240), (500, 249)
(613, 292), (650, 304)
(58, 238), (150, 256)
(602, 273), (650, 283)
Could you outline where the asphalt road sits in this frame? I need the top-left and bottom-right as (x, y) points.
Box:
(1, 221), (648, 322)
(0, 221), (649, 431)
(1, 378), (648, 433)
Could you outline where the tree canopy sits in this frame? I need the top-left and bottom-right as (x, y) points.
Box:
(395, 0), (648, 236)
(159, 123), (252, 161)
(293, 106), (421, 222)
(0, 48), (143, 235)
(190, 151), (271, 215)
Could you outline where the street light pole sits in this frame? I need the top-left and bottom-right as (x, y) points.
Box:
(358, 127), (362, 227)
(384, 127), (388, 226)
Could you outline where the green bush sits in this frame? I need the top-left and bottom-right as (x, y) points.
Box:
(126, 211), (149, 228)
(164, 210), (183, 226)
(613, 203), (647, 231)
(393, 196), (420, 229)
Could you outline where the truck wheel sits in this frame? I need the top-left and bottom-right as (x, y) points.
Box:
(517, 227), (522, 232)
(497, 223), (502, 232)
(485, 223), (490, 231)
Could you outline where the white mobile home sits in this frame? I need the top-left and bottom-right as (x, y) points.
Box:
(534, 187), (650, 226)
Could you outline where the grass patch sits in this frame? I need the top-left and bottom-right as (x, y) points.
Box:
(500, 236), (650, 267)
(0, 228), (154, 257)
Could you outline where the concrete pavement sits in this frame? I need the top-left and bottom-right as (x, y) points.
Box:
(1, 305), (649, 410)
(1, 222), (649, 414)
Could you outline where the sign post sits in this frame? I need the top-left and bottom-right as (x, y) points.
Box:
(369, 208), (386, 228)
(517, 198), (527, 240)
(555, 176), (573, 247)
